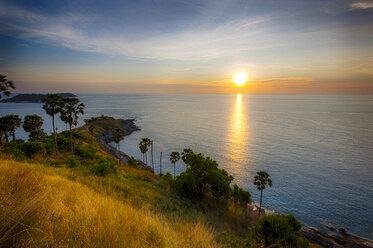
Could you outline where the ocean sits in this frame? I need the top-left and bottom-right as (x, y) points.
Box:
(1, 93), (372, 238)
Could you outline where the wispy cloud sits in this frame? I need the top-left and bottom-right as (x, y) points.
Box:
(0, 3), (273, 60)
(350, 1), (373, 10)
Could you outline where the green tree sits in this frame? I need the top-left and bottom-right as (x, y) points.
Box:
(253, 171), (272, 216)
(181, 148), (193, 164)
(59, 98), (85, 153)
(139, 142), (148, 163)
(248, 214), (309, 248)
(42, 94), (62, 155)
(23, 115), (43, 140)
(29, 129), (47, 141)
(112, 128), (126, 151)
(0, 74), (15, 99)
(139, 138), (152, 164)
(1, 115), (22, 141)
(232, 184), (251, 209)
(170, 151), (180, 178)
(0, 116), (10, 145)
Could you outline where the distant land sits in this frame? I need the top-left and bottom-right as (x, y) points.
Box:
(0, 93), (77, 103)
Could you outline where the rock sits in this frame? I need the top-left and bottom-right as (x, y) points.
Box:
(302, 227), (373, 248)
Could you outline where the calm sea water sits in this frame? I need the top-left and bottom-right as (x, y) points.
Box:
(1, 94), (372, 238)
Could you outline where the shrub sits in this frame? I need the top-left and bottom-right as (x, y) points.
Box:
(74, 145), (96, 159)
(159, 172), (174, 189)
(56, 134), (70, 152)
(174, 152), (233, 201)
(66, 155), (81, 168)
(11, 148), (26, 161)
(19, 141), (45, 157)
(127, 156), (138, 168)
(29, 129), (47, 141)
(60, 130), (86, 140)
(247, 214), (309, 248)
(90, 157), (117, 176)
(232, 184), (251, 209)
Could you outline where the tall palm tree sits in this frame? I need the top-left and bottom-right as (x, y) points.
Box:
(139, 142), (148, 163)
(23, 114), (43, 133)
(253, 171), (272, 216)
(112, 128), (126, 151)
(59, 98), (85, 153)
(0, 74), (15, 100)
(42, 94), (62, 155)
(2, 115), (22, 141)
(170, 152), (180, 178)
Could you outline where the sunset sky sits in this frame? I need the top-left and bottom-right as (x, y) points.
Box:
(0, 0), (372, 93)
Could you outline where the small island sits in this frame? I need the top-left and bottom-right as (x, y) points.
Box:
(1, 93), (77, 103)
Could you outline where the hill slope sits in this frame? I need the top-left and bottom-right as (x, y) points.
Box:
(0, 159), (217, 248)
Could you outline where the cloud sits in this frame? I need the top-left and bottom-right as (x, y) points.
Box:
(350, 1), (373, 10)
(0, 3), (273, 60)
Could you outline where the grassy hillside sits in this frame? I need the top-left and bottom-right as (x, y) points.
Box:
(0, 159), (217, 247)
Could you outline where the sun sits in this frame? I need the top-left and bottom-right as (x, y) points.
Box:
(233, 72), (248, 87)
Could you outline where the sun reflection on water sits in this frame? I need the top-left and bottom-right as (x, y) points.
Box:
(224, 93), (251, 179)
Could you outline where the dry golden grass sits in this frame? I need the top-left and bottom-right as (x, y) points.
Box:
(0, 159), (218, 248)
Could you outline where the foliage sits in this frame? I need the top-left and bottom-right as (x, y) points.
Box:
(11, 148), (26, 161)
(112, 128), (126, 150)
(247, 214), (309, 248)
(170, 151), (180, 178)
(254, 171), (272, 215)
(66, 155), (81, 168)
(22, 114), (43, 132)
(127, 156), (138, 168)
(0, 115), (22, 140)
(174, 152), (233, 200)
(29, 129), (47, 141)
(19, 141), (45, 157)
(139, 138), (152, 163)
(74, 145), (97, 159)
(90, 156), (118, 176)
(42, 94), (62, 154)
(181, 148), (193, 164)
(0, 74), (15, 99)
(159, 172), (173, 189)
(232, 184), (251, 209)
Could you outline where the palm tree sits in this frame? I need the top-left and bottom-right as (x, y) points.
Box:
(139, 141), (148, 163)
(2, 115), (22, 141)
(0, 116), (11, 144)
(0, 74), (15, 100)
(59, 98), (85, 153)
(253, 171), (272, 216)
(112, 128), (126, 151)
(170, 152), (180, 178)
(23, 115), (43, 139)
(42, 94), (62, 155)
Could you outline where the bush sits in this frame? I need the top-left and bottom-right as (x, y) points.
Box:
(232, 184), (251, 209)
(247, 214), (309, 248)
(90, 157), (117, 176)
(19, 141), (45, 157)
(11, 148), (26, 161)
(174, 152), (233, 201)
(127, 156), (138, 168)
(66, 156), (81, 168)
(74, 145), (96, 159)
(56, 134), (70, 152)
(29, 130), (47, 141)
(60, 130), (86, 140)
(159, 172), (174, 189)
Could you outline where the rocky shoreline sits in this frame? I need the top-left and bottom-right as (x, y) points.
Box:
(97, 119), (154, 172)
(302, 226), (373, 248)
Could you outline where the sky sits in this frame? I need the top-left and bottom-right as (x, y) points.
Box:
(0, 0), (372, 94)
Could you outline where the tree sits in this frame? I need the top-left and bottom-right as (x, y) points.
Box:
(248, 214), (309, 247)
(253, 171), (272, 216)
(29, 129), (47, 141)
(42, 94), (62, 155)
(139, 138), (152, 164)
(169, 151), (180, 178)
(23, 115), (43, 138)
(0, 74), (15, 100)
(1, 115), (22, 141)
(139, 142), (148, 163)
(112, 128), (125, 151)
(181, 148), (193, 164)
(0, 116), (11, 145)
(59, 98), (85, 153)
(232, 184), (251, 209)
